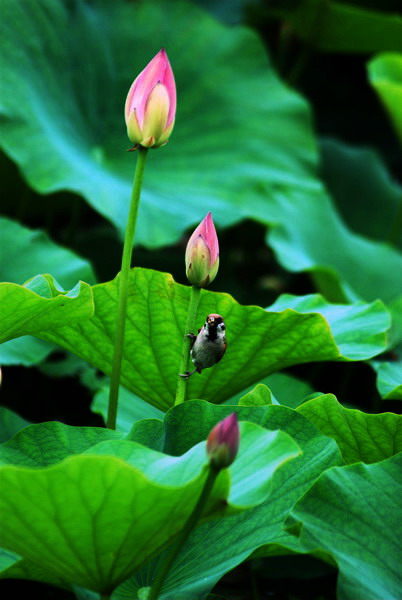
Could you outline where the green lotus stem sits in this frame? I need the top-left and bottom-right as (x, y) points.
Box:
(148, 465), (219, 600)
(106, 148), (148, 430)
(174, 284), (201, 405)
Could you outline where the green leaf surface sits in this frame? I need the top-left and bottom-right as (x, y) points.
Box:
(319, 138), (402, 248)
(93, 374), (314, 430)
(229, 373), (314, 409)
(0, 274), (94, 343)
(1, 0), (401, 304)
(0, 335), (54, 366)
(0, 421), (121, 467)
(270, 0), (402, 53)
(0, 217), (97, 365)
(289, 454), (402, 600)
(0, 407), (30, 443)
(4, 269), (390, 411)
(372, 356), (402, 400)
(368, 52), (402, 144)
(125, 400), (342, 599)
(371, 297), (402, 399)
(0, 0), (322, 246)
(0, 547), (68, 589)
(297, 394), (402, 464)
(0, 217), (96, 287)
(267, 293), (390, 359)
(92, 384), (164, 431)
(239, 383), (275, 406)
(0, 419), (299, 593)
(266, 190), (402, 303)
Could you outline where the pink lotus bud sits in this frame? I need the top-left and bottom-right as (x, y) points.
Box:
(206, 413), (239, 469)
(125, 48), (176, 149)
(185, 212), (219, 287)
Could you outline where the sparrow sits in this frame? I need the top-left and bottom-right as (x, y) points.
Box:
(180, 314), (227, 379)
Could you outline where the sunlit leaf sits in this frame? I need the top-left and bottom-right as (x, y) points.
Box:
(0, 274), (93, 343)
(0, 419), (299, 593)
(368, 52), (402, 144)
(297, 394), (402, 463)
(1, 269), (390, 411)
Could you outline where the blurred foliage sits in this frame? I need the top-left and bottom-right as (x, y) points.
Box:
(0, 0), (402, 598)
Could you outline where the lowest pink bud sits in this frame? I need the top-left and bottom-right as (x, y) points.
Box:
(185, 212), (219, 287)
(125, 48), (176, 149)
(206, 413), (239, 469)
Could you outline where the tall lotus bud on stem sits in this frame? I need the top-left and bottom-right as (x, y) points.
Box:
(207, 413), (240, 470)
(125, 48), (176, 149)
(185, 212), (219, 287)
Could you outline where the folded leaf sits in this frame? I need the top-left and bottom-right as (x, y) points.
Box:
(0, 419), (299, 593)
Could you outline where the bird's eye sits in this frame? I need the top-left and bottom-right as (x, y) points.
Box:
(220, 324), (225, 331)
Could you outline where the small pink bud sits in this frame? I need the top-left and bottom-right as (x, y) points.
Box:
(185, 212), (219, 287)
(206, 413), (239, 469)
(125, 48), (176, 149)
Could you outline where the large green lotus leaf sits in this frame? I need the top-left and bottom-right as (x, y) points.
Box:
(0, 420), (299, 593)
(119, 400), (342, 599)
(0, 422), (121, 587)
(0, 0), (323, 247)
(0, 274), (94, 343)
(4, 268), (390, 411)
(269, 0), (402, 53)
(368, 52), (402, 144)
(0, 217), (96, 287)
(289, 454), (402, 600)
(319, 139), (402, 248)
(297, 394), (402, 464)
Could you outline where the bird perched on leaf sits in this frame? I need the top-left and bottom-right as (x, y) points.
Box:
(180, 314), (227, 379)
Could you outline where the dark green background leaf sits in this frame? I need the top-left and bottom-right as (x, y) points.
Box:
(270, 0), (402, 53)
(0, 217), (96, 287)
(0, 0), (321, 245)
(319, 138), (402, 248)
